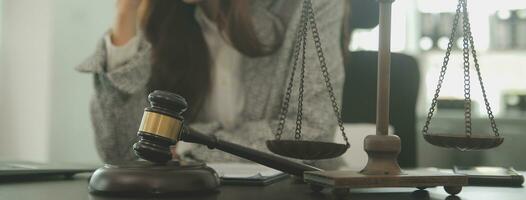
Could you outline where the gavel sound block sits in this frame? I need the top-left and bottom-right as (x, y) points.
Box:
(89, 91), (320, 196)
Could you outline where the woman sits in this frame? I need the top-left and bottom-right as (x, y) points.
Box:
(77, 0), (345, 169)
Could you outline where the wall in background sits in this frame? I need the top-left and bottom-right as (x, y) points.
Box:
(0, 0), (112, 163)
(0, 0), (53, 162)
(0, 0), (3, 107)
(0, 0), (3, 54)
(48, 0), (112, 164)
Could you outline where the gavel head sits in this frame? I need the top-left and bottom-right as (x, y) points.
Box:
(133, 90), (188, 164)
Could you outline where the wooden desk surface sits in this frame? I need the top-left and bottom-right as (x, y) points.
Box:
(0, 173), (524, 200)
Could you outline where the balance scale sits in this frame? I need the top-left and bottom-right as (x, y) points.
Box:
(265, 0), (503, 196)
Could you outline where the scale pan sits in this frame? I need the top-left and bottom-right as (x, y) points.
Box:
(266, 140), (348, 160)
(424, 133), (503, 151)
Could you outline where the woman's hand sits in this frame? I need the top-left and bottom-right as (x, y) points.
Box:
(111, 0), (143, 46)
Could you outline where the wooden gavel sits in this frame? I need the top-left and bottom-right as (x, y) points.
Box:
(133, 90), (321, 177)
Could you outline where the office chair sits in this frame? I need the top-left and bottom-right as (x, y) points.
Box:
(341, 51), (420, 168)
(341, 0), (420, 167)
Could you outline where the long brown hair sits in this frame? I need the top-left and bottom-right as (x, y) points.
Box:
(143, 1), (278, 121)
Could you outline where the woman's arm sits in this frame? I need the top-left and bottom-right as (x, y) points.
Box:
(76, 35), (152, 163)
(76, 0), (152, 163)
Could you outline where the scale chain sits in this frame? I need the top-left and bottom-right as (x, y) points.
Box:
(461, 0), (473, 137)
(423, 0), (500, 137)
(422, 0), (462, 135)
(461, 0), (500, 136)
(274, 0), (350, 147)
(275, 1), (309, 140)
(306, 0), (349, 147)
(295, 5), (309, 140)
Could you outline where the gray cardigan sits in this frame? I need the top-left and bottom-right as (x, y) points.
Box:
(77, 0), (345, 169)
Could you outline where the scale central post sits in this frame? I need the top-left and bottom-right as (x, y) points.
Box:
(361, 0), (403, 176)
(376, 0), (393, 136)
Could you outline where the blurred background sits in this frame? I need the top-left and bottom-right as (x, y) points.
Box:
(0, 0), (525, 169)
(0, 0), (111, 164)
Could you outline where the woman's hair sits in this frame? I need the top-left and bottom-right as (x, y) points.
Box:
(143, 0), (278, 121)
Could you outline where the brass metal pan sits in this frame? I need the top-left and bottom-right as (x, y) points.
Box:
(266, 140), (348, 160)
(424, 133), (504, 151)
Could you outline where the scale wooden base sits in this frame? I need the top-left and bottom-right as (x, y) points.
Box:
(304, 135), (468, 196)
(304, 169), (468, 196)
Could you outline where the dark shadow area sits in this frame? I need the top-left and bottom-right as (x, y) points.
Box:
(342, 51), (420, 168)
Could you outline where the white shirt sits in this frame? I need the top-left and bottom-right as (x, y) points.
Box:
(105, 7), (244, 130)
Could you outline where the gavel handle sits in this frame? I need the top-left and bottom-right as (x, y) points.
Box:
(180, 128), (321, 177)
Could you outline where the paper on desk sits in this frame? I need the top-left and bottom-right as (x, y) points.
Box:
(207, 163), (284, 179)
